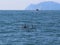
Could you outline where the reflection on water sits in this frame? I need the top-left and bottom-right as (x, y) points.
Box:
(0, 10), (60, 45)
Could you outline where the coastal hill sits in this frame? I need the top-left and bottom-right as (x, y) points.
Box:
(25, 1), (60, 10)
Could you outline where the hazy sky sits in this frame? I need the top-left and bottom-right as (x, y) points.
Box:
(0, 0), (60, 10)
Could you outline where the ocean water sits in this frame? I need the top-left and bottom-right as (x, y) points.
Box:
(0, 10), (60, 45)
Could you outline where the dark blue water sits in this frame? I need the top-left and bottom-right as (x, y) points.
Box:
(0, 10), (60, 45)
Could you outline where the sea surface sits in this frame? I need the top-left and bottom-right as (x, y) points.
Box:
(0, 10), (60, 45)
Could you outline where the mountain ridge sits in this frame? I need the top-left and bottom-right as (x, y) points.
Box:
(25, 1), (60, 10)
